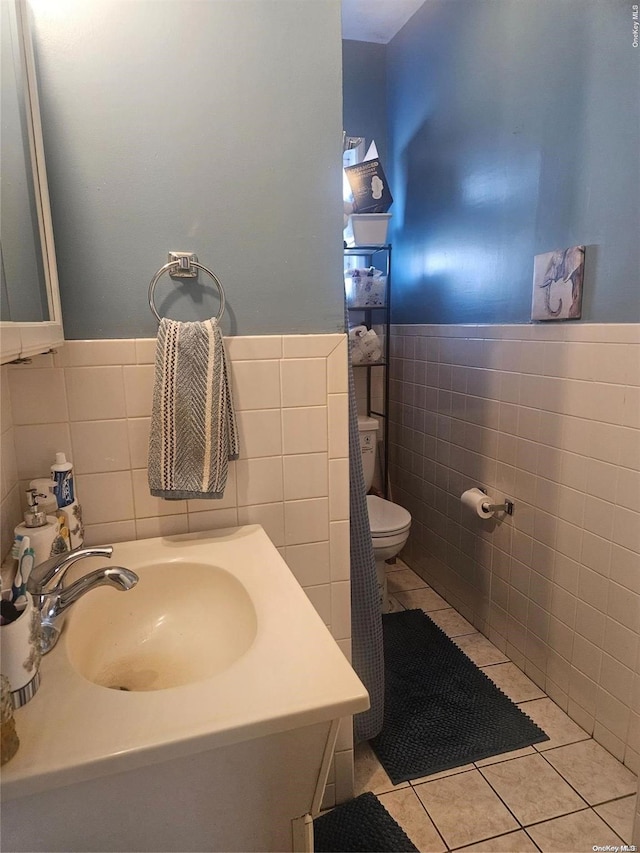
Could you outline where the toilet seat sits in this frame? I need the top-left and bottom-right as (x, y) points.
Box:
(366, 494), (411, 537)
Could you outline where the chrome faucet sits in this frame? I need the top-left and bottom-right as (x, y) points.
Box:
(27, 545), (114, 607)
(27, 545), (138, 654)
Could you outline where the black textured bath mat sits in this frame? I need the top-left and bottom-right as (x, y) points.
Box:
(371, 609), (549, 784)
(314, 792), (418, 852)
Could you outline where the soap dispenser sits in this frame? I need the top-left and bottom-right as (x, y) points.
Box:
(13, 490), (67, 570)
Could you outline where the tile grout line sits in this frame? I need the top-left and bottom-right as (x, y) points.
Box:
(592, 794), (638, 846)
(475, 757), (595, 840)
(400, 784), (450, 853)
(447, 825), (544, 853)
(535, 743), (637, 809)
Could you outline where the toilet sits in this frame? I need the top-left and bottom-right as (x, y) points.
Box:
(358, 416), (412, 612)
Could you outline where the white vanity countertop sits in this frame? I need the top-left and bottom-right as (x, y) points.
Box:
(1, 525), (369, 801)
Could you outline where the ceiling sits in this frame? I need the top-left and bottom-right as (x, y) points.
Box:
(341, 0), (427, 43)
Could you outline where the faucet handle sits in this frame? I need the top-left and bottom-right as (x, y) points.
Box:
(27, 545), (114, 600)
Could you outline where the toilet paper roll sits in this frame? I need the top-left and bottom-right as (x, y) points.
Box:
(461, 488), (494, 519)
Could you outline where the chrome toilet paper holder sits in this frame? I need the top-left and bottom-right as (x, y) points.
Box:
(479, 489), (514, 516)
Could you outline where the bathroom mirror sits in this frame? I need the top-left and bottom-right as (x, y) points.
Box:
(0, 0), (63, 363)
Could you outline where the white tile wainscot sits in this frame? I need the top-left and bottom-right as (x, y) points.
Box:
(388, 323), (640, 775)
(0, 333), (354, 807)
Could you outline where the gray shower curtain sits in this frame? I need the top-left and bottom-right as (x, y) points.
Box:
(347, 316), (385, 743)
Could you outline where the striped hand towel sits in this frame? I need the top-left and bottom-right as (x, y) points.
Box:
(148, 318), (239, 500)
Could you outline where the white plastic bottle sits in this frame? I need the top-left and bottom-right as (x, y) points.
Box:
(50, 453), (84, 550)
(51, 452), (74, 508)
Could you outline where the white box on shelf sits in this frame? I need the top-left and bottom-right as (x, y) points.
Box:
(345, 268), (387, 307)
(351, 213), (391, 246)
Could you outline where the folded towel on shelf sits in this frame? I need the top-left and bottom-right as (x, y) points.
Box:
(148, 318), (239, 500)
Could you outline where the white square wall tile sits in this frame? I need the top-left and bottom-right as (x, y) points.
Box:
(622, 386), (639, 429)
(1, 488), (21, 557)
(134, 339), (156, 364)
(236, 409), (282, 459)
(610, 544), (640, 594)
(284, 497), (329, 546)
(282, 334), (344, 359)
(1, 367), (13, 433)
(8, 368), (68, 424)
(12, 423), (72, 480)
(231, 360), (281, 410)
(283, 453), (328, 501)
(131, 467), (186, 518)
(328, 394), (349, 458)
(65, 366), (126, 421)
(70, 420), (131, 473)
(123, 365), (155, 418)
(336, 716), (354, 752)
(331, 580), (351, 640)
(127, 418), (151, 469)
(337, 637), (352, 663)
(54, 339), (136, 367)
(329, 458), (349, 521)
(225, 336), (282, 361)
(282, 407), (328, 455)
(594, 688), (632, 742)
(187, 507), (238, 533)
(284, 541), (331, 587)
(321, 784), (336, 812)
(613, 508), (640, 554)
(330, 520), (350, 582)
(83, 520), (137, 546)
(236, 457), (283, 506)
(135, 514), (189, 539)
(334, 749), (355, 804)
(327, 337), (348, 394)
(237, 503), (285, 547)
(77, 471), (135, 525)
(617, 468), (640, 513)
(280, 359), (327, 407)
(617, 427), (640, 471)
(0, 430), (17, 502)
(304, 584), (331, 624)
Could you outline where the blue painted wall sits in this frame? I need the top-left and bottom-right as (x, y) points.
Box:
(342, 40), (388, 165)
(30, 1), (344, 339)
(385, 0), (639, 324)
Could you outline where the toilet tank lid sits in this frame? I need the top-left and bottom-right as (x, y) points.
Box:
(366, 494), (411, 534)
(357, 415), (379, 432)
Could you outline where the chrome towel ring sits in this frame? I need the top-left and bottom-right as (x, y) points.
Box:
(148, 255), (226, 323)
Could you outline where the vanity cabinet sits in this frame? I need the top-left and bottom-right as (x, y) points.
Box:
(1, 526), (369, 853)
(345, 243), (391, 495)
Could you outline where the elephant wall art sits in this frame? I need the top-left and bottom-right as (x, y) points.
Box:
(531, 245), (585, 320)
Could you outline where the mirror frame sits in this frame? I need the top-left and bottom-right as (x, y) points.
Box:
(1, 0), (63, 364)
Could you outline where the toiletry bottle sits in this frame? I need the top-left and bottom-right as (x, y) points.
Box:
(13, 490), (68, 570)
(50, 453), (84, 549)
(51, 452), (74, 508)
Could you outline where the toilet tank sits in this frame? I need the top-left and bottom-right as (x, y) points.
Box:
(357, 415), (379, 492)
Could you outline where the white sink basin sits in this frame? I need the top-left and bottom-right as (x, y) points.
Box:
(2, 525), (369, 806)
(66, 562), (257, 691)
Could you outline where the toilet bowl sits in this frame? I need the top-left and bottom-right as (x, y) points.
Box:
(358, 416), (412, 612)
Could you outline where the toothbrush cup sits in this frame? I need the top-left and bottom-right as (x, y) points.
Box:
(0, 593), (42, 708)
